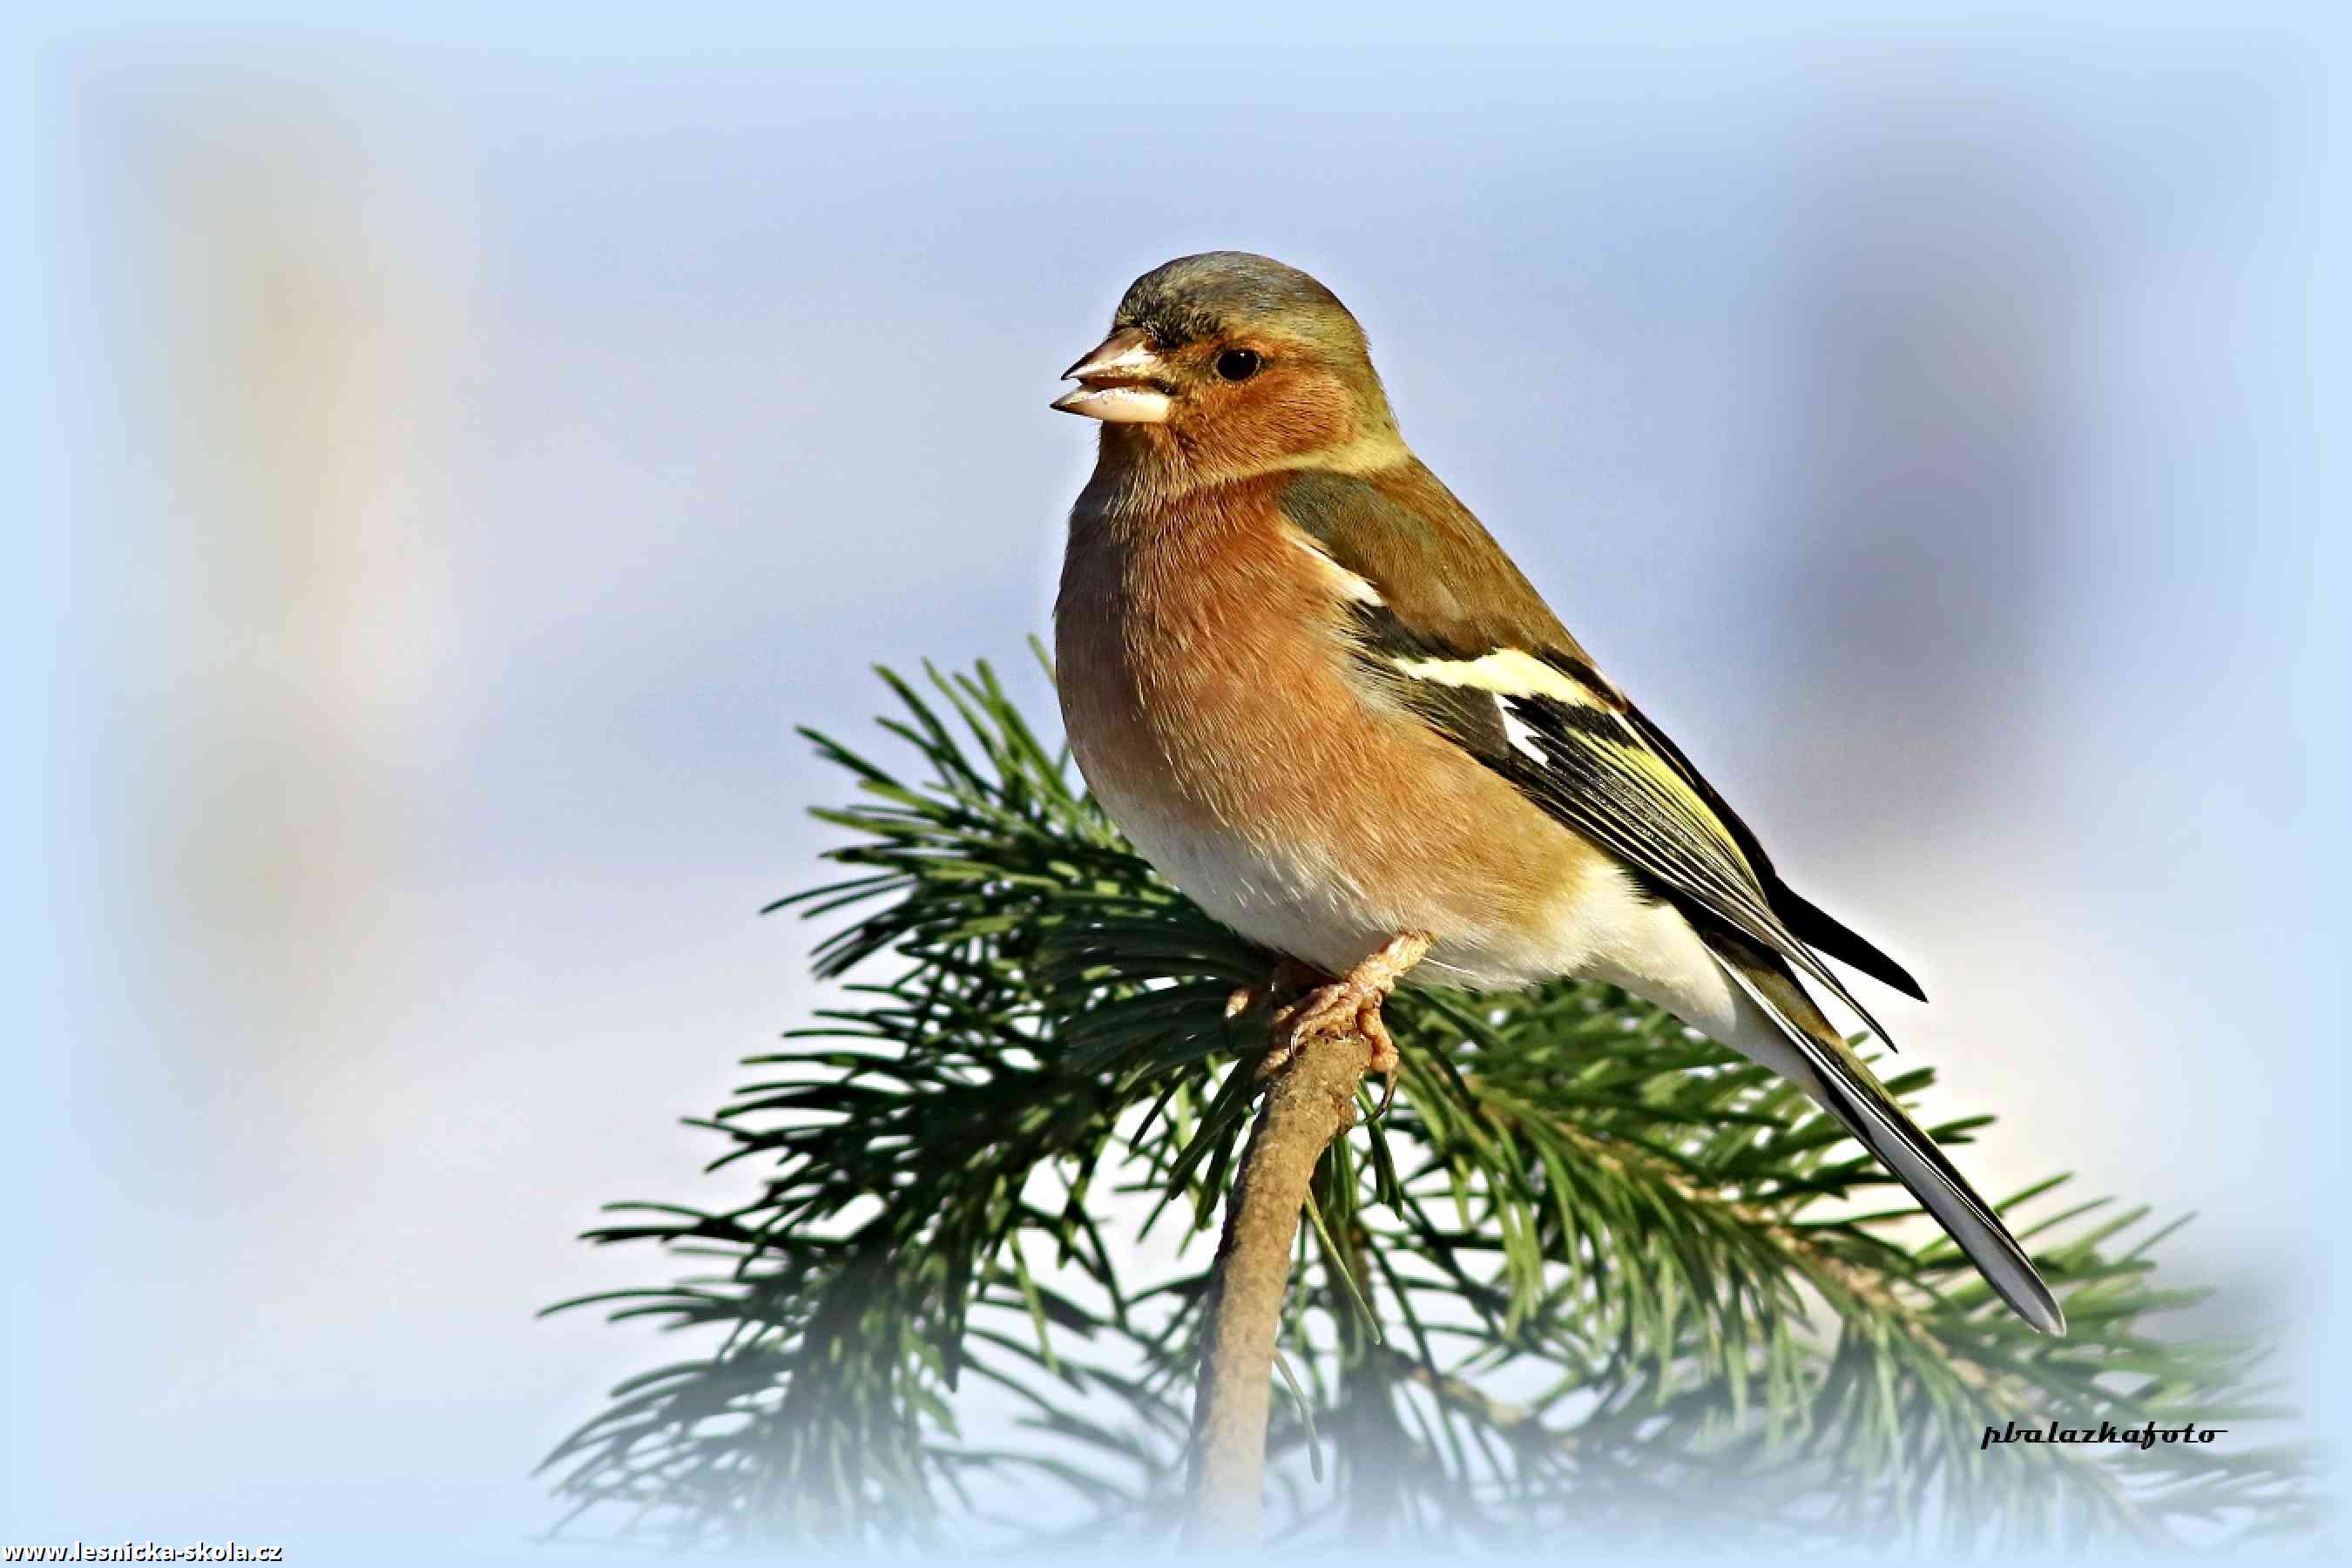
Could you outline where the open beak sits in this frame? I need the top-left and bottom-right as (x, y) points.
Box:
(1051, 328), (1174, 424)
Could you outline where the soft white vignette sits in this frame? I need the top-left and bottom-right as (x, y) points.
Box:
(10, 8), (2345, 1561)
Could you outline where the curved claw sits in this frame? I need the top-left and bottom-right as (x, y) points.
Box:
(1228, 957), (1326, 1024)
(1255, 935), (1424, 1109)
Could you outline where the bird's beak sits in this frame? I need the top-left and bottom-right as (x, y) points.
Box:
(1051, 328), (1173, 424)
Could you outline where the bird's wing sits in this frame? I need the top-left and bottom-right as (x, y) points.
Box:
(1278, 465), (1919, 1036)
(1615, 702), (1925, 1001)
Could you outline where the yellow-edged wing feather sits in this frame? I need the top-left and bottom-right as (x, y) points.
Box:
(1279, 465), (1909, 1041)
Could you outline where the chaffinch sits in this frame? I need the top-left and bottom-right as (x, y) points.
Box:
(1050, 251), (2063, 1335)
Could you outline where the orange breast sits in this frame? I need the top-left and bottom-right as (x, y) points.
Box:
(1054, 478), (1599, 980)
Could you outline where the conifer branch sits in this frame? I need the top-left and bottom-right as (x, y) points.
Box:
(539, 652), (2316, 1555)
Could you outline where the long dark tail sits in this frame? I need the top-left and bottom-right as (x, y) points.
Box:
(1708, 930), (2065, 1335)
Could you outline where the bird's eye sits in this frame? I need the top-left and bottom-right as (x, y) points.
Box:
(1214, 348), (1262, 382)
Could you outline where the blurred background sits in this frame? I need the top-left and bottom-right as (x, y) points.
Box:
(10, 4), (2345, 1560)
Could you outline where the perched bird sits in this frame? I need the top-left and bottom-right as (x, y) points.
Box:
(1050, 251), (2064, 1335)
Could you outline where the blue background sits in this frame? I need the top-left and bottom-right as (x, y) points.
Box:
(10, 4), (2345, 1559)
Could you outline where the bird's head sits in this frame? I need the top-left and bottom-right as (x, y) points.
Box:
(1054, 253), (1403, 495)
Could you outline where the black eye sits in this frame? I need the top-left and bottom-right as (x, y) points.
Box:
(1214, 348), (1262, 382)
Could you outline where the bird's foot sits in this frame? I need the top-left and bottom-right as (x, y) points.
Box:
(1255, 934), (1432, 1119)
(1223, 957), (1324, 1024)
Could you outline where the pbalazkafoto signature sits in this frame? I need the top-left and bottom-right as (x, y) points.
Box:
(1981, 1419), (2227, 1452)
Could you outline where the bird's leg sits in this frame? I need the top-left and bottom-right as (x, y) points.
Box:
(1256, 934), (1432, 1117)
(1223, 957), (1324, 1024)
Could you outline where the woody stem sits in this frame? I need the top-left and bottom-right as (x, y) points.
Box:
(1180, 933), (1428, 1546)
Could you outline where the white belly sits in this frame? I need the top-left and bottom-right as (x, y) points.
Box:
(1100, 774), (1747, 1018)
(1103, 786), (1391, 978)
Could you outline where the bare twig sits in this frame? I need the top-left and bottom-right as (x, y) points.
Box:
(1183, 934), (1428, 1546)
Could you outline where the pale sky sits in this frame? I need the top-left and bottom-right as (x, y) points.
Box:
(11, 9), (2345, 1560)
